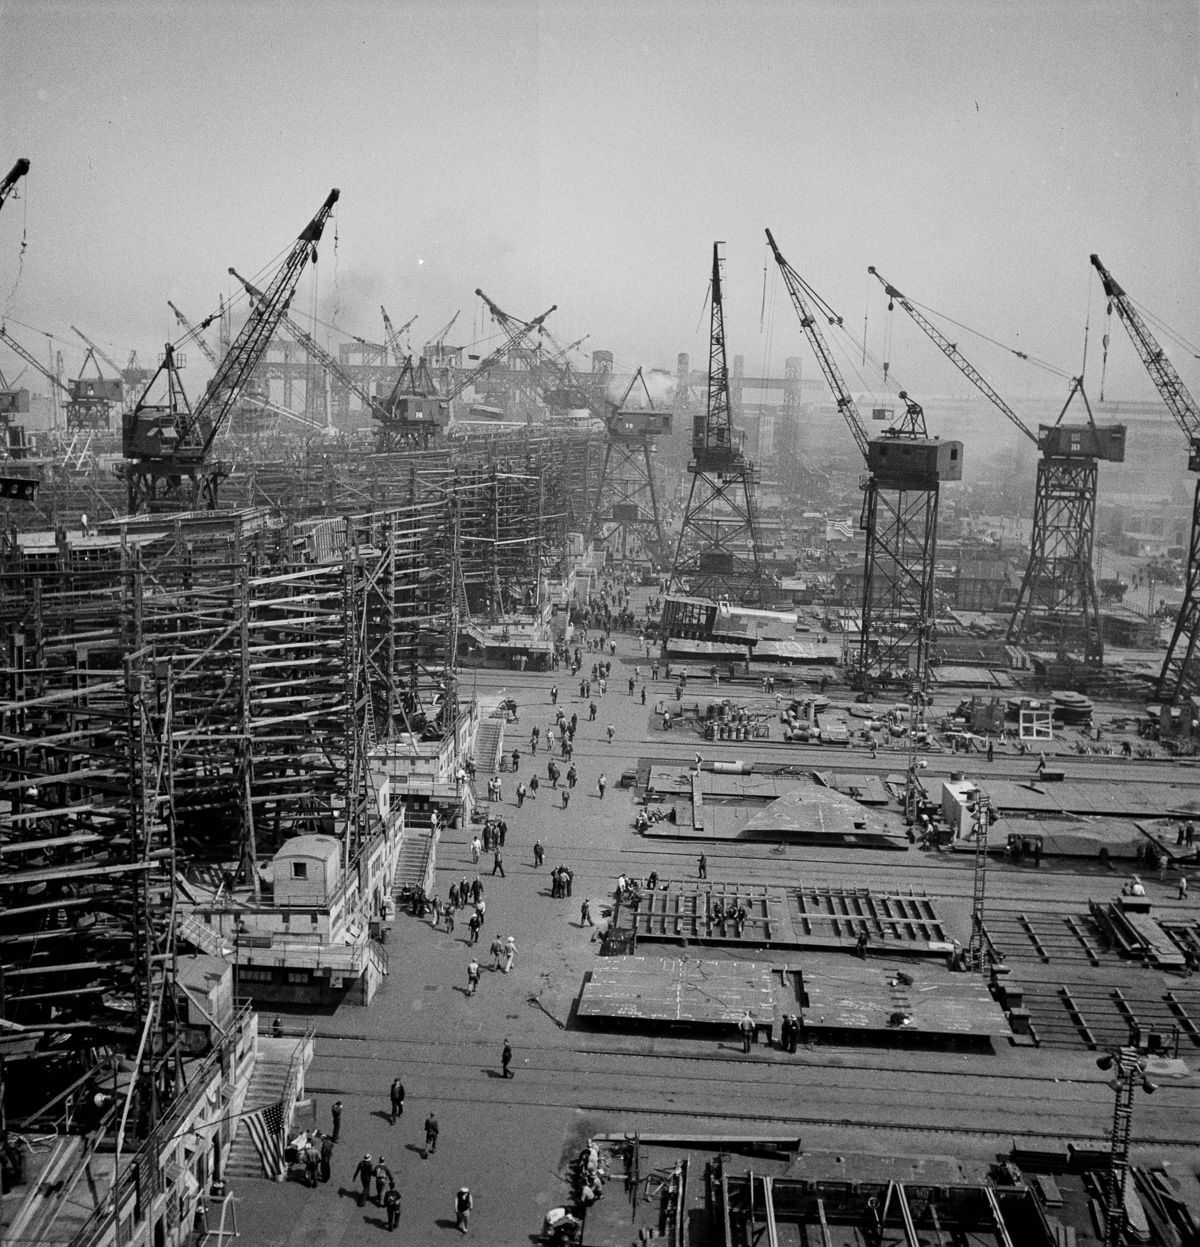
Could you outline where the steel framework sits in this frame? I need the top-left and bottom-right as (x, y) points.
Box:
(586, 371), (671, 567)
(1006, 453), (1103, 664)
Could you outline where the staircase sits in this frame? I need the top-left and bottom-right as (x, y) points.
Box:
(393, 826), (434, 895)
(178, 912), (229, 957)
(224, 1037), (300, 1181)
(474, 717), (505, 774)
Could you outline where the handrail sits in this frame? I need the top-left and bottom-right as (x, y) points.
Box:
(280, 1018), (317, 1145)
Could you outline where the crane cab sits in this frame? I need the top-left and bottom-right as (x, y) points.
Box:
(1037, 424), (1126, 462)
(123, 407), (180, 460)
(382, 394), (451, 428)
(69, 377), (123, 404)
(866, 436), (963, 487)
(612, 408), (672, 440)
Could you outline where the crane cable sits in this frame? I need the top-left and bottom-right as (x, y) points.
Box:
(898, 291), (1073, 381)
(3, 170), (29, 316)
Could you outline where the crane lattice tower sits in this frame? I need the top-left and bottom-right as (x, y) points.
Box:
(670, 243), (765, 603)
(1004, 388), (1124, 666)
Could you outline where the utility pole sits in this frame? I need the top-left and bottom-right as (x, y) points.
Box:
(1096, 1032), (1158, 1247)
(966, 792), (991, 971)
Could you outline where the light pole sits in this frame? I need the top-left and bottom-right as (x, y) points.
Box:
(1096, 1033), (1157, 1247)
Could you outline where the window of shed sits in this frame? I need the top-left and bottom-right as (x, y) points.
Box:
(291, 862), (308, 880)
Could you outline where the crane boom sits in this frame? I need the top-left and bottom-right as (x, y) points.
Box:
(0, 158), (29, 214)
(765, 228), (871, 462)
(232, 267), (383, 417)
(867, 266), (1039, 445)
(180, 187), (339, 457)
(1090, 253), (1200, 444)
(70, 326), (126, 378)
(381, 306), (418, 362)
(0, 326), (71, 396)
(165, 302), (219, 368)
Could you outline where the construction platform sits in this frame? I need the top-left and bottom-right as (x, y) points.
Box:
(576, 956), (788, 1039)
(576, 954), (1010, 1048)
(797, 957), (1009, 1049)
(614, 882), (954, 957)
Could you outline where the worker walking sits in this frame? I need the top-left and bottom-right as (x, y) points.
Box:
(698, 853), (707, 879)
(455, 1186), (474, 1233)
(352, 1154), (374, 1206)
(597, 772), (607, 799)
(501, 1038), (514, 1077)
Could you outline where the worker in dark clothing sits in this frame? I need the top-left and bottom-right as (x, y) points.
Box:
(352, 1154), (374, 1206)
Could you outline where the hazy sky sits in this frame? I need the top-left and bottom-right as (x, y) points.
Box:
(2, 0), (1198, 407)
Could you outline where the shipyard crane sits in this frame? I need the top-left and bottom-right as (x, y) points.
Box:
(374, 295), (556, 450)
(767, 231), (962, 688)
(0, 323), (103, 434)
(471, 289), (558, 417)
(423, 309), (460, 360)
(71, 326), (130, 380)
(381, 306), (418, 363)
(668, 242), (766, 604)
(1091, 253), (1200, 700)
(0, 325), (71, 400)
(868, 265), (1124, 667)
(122, 187), (339, 512)
(0, 158), (29, 215)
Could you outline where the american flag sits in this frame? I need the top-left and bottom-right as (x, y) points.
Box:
(242, 1100), (286, 1179)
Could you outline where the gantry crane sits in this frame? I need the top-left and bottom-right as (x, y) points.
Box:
(1091, 253), (1200, 700)
(122, 188), (339, 512)
(669, 242), (766, 603)
(0, 158), (29, 215)
(869, 266), (1125, 667)
(767, 231), (963, 687)
(586, 367), (672, 567)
